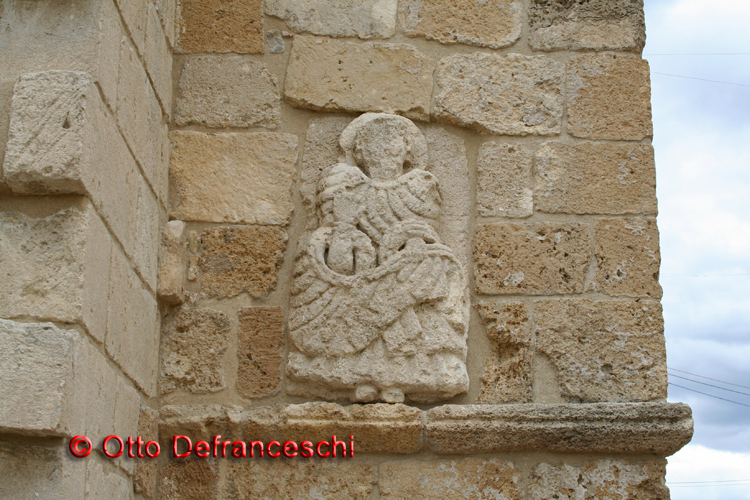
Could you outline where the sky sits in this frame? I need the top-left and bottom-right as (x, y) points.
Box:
(644, 0), (750, 498)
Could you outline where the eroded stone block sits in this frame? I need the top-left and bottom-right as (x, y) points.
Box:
(158, 220), (187, 304)
(477, 142), (533, 218)
(237, 307), (284, 399)
(266, 0), (397, 39)
(134, 406), (159, 499)
(175, 0), (263, 54)
(160, 405), (243, 444)
(285, 36), (435, 120)
(400, 0), (522, 49)
(162, 460), (219, 500)
(434, 53), (564, 136)
(175, 56), (280, 129)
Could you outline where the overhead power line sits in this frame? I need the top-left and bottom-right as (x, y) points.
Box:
(670, 479), (750, 484)
(669, 373), (750, 397)
(668, 367), (750, 391)
(646, 52), (750, 56)
(669, 383), (750, 408)
(651, 71), (750, 88)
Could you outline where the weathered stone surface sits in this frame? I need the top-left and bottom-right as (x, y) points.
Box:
(434, 53), (564, 136)
(594, 218), (662, 299)
(530, 459), (669, 500)
(477, 142), (533, 218)
(0, 442), (84, 499)
(160, 307), (230, 394)
(198, 226), (287, 299)
(158, 220), (187, 304)
(244, 402), (423, 454)
(534, 142), (657, 215)
(85, 459), (133, 500)
(567, 54), (652, 140)
(162, 460), (219, 500)
(115, 0), (147, 56)
(266, 30), (285, 53)
(529, 0), (646, 52)
(134, 406), (159, 499)
(400, 0), (522, 49)
(112, 376), (141, 476)
(169, 131), (298, 224)
(535, 299), (667, 402)
(426, 402), (693, 455)
(225, 461), (376, 499)
(175, 56), (280, 129)
(380, 459), (522, 500)
(134, 172), (162, 292)
(285, 37), (435, 120)
(145, 2), (172, 114)
(156, 0), (177, 48)
(160, 405), (243, 444)
(266, 0), (397, 39)
(473, 223), (590, 295)
(476, 302), (532, 404)
(175, 0), (263, 54)
(237, 307), (284, 399)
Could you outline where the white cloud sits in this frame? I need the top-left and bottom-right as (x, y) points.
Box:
(668, 444), (750, 500)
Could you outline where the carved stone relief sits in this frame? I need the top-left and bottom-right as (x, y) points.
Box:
(287, 113), (470, 403)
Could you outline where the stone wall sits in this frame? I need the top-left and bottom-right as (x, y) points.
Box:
(0, 0), (691, 499)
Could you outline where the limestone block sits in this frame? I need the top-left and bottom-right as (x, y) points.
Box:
(425, 402), (693, 455)
(535, 299), (667, 402)
(285, 36), (435, 120)
(380, 459), (522, 500)
(237, 307), (284, 399)
(567, 54), (652, 140)
(148, 93), (170, 206)
(134, 406), (159, 499)
(158, 220), (187, 304)
(473, 223), (590, 295)
(113, 376), (141, 475)
(476, 302), (532, 404)
(134, 173), (162, 292)
(265, 0), (397, 39)
(85, 459), (134, 500)
(156, 0), (177, 48)
(169, 131), (298, 224)
(107, 246), (160, 396)
(197, 226), (287, 299)
(477, 142), (533, 218)
(530, 459), (669, 500)
(434, 53), (564, 136)
(160, 405), (243, 444)
(534, 142), (657, 215)
(594, 218), (662, 298)
(0, 201), (110, 342)
(175, 56), (280, 129)
(225, 461), (376, 499)
(175, 0), (263, 54)
(115, 0), (147, 56)
(159, 307), (230, 394)
(0, 442), (85, 499)
(529, 0), (646, 52)
(162, 461), (219, 500)
(244, 402), (423, 454)
(145, 2), (172, 115)
(399, 0), (522, 49)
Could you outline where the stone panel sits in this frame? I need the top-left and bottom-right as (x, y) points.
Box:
(197, 226), (287, 299)
(380, 459), (522, 500)
(285, 36), (435, 120)
(160, 405), (244, 444)
(237, 307), (284, 398)
(85, 459), (133, 500)
(244, 402), (423, 454)
(535, 299), (667, 402)
(162, 460), (219, 500)
(266, 0), (397, 39)
(134, 406), (159, 499)
(169, 131), (298, 224)
(145, 2), (172, 115)
(400, 0), (522, 49)
(594, 218), (662, 298)
(529, 0), (646, 52)
(115, 0), (147, 56)
(434, 53), (564, 136)
(158, 220), (187, 304)
(156, 0), (177, 48)
(477, 142), (533, 218)
(534, 142), (657, 215)
(473, 223), (590, 295)
(0, 442), (84, 499)
(175, 56), (280, 129)
(567, 54), (652, 140)
(175, 0), (263, 54)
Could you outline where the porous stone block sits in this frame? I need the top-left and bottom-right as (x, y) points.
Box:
(197, 226), (287, 299)
(145, 2), (172, 115)
(175, 0), (263, 54)
(115, 0), (147, 56)
(534, 142), (657, 215)
(160, 405), (243, 444)
(0, 201), (110, 342)
(594, 218), (662, 298)
(266, 0), (397, 39)
(535, 299), (667, 402)
(162, 460), (219, 500)
(225, 461), (376, 499)
(400, 0), (522, 49)
(567, 54), (652, 140)
(237, 307), (284, 398)
(476, 302), (532, 404)
(380, 459), (522, 500)
(473, 223), (590, 295)
(169, 131), (298, 224)
(160, 307), (230, 394)
(0, 442), (84, 499)
(243, 403), (423, 454)
(285, 36), (435, 120)
(477, 142), (533, 218)
(529, 0), (646, 52)
(134, 406), (159, 499)
(175, 56), (280, 129)
(425, 402), (693, 455)
(158, 220), (187, 304)
(434, 53), (564, 136)
(530, 459), (669, 500)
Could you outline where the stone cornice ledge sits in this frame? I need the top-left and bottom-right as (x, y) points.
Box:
(426, 402), (693, 456)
